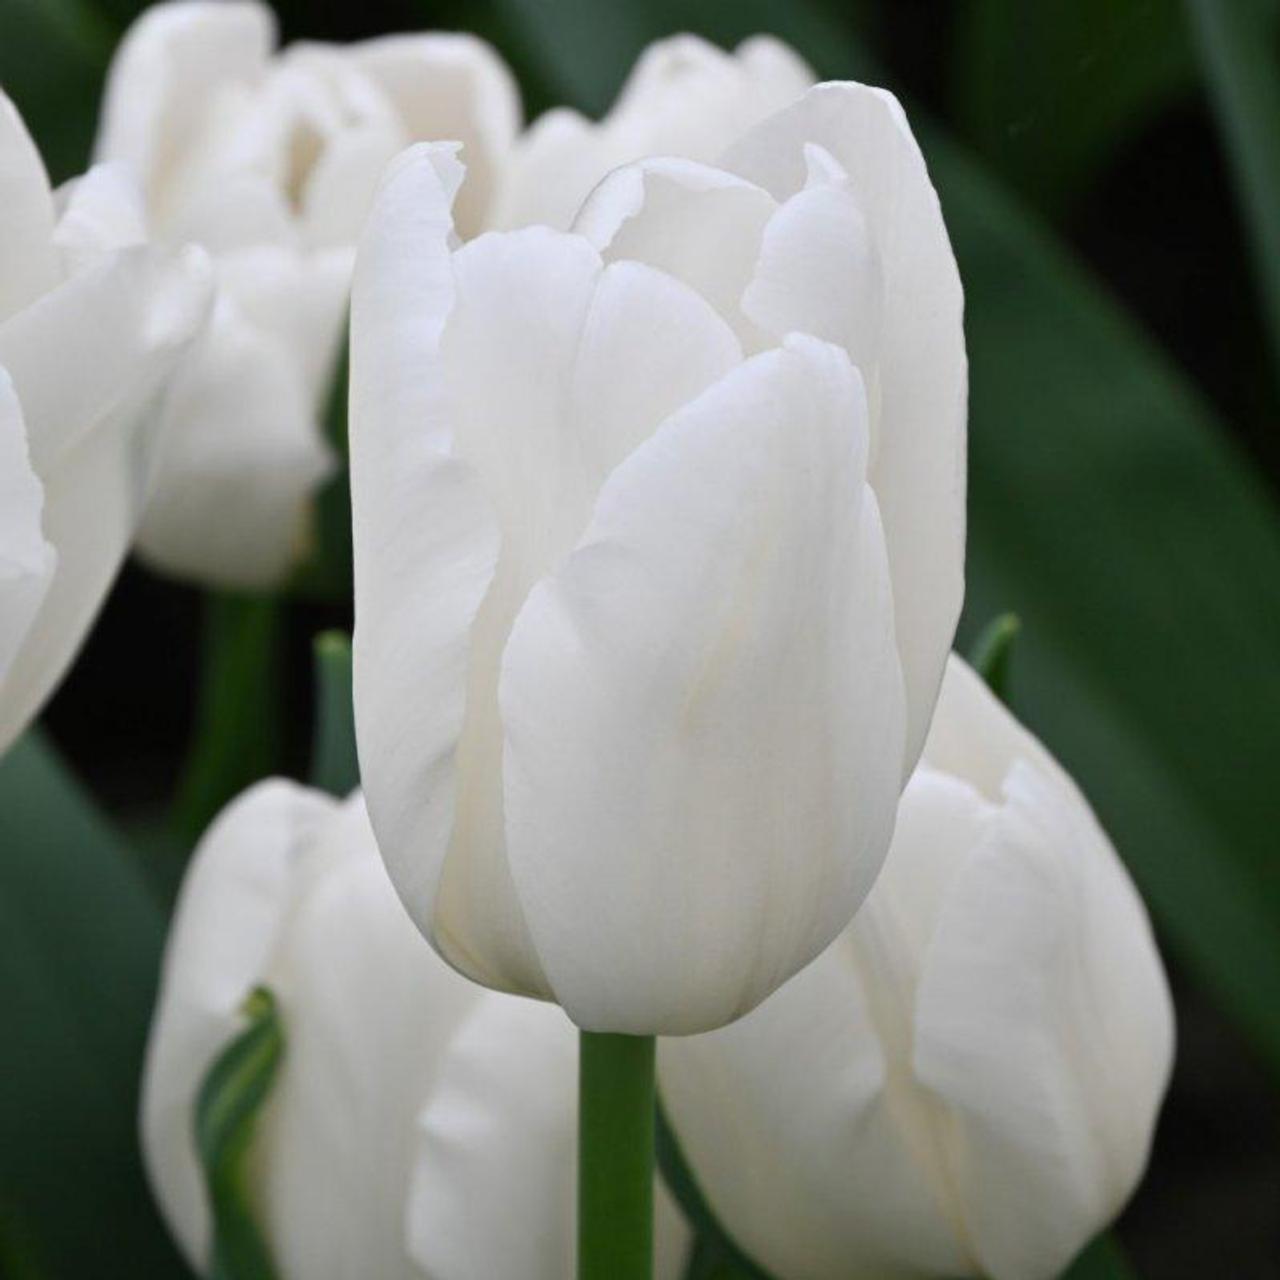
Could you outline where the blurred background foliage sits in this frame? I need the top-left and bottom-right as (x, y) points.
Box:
(2, 0), (1279, 1276)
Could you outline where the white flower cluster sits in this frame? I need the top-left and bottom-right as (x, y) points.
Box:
(0, 3), (1174, 1278)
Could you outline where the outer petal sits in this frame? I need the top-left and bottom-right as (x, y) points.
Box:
(134, 298), (333, 589)
(0, 371), (55, 692)
(139, 779), (337, 1270)
(724, 83), (967, 774)
(410, 993), (691, 1280)
(912, 711), (1175, 1280)
(94, 0), (274, 209)
(353, 34), (521, 239)
(500, 335), (905, 1033)
(0, 245), (212, 751)
(256, 797), (480, 1280)
(0, 93), (58, 319)
(659, 927), (970, 1280)
(349, 146), (519, 985)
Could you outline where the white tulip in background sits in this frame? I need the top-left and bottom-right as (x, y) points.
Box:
(349, 76), (965, 1034)
(142, 782), (689, 1279)
(0, 93), (211, 755)
(660, 656), (1176, 1280)
(491, 33), (815, 230)
(94, 0), (519, 587)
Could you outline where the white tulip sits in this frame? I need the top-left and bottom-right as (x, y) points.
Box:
(409, 992), (691, 1280)
(659, 655), (1176, 1280)
(0, 93), (211, 754)
(492, 33), (815, 231)
(94, 0), (519, 586)
(142, 782), (688, 1278)
(349, 78), (965, 1034)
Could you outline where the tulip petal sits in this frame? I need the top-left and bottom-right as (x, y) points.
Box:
(0, 245), (212, 475)
(0, 246), (212, 751)
(0, 93), (58, 320)
(501, 334), (905, 1033)
(494, 35), (812, 232)
(354, 34), (521, 239)
(725, 83), (966, 775)
(0, 371), (54, 691)
(742, 145), (885, 387)
(217, 243), (353, 409)
(140, 779), (337, 1270)
(94, 0), (274, 209)
(257, 797), (479, 1280)
(571, 259), (742, 485)
(350, 145), (540, 992)
(135, 299), (334, 588)
(912, 761), (1175, 1280)
(659, 931), (970, 1280)
(576, 157), (776, 347)
(410, 993), (691, 1280)
(53, 163), (148, 275)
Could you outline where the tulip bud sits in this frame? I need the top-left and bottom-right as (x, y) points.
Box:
(492, 34), (815, 230)
(93, 1), (519, 587)
(0, 93), (212, 754)
(349, 78), (965, 1034)
(142, 782), (688, 1278)
(659, 656), (1176, 1280)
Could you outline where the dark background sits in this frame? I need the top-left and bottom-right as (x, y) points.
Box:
(2, 1), (1279, 1276)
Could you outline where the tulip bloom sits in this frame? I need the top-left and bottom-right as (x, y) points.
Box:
(94, 0), (519, 586)
(142, 782), (688, 1279)
(659, 656), (1176, 1280)
(349, 78), (966, 1034)
(0, 94), (211, 754)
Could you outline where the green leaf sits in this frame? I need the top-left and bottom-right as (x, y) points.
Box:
(968, 611), (1021, 704)
(195, 987), (284, 1280)
(1061, 1232), (1138, 1280)
(291, 322), (354, 603)
(172, 592), (283, 856)
(309, 632), (359, 797)
(0, 732), (187, 1278)
(1183, 0), (1280, 380)
(656, 1097), (775, 1280)
(951, 0), (1196, 215)
(933, 129), (1280, 1074)
(471, 0), (871, 118)
(0, 0), (115, 182)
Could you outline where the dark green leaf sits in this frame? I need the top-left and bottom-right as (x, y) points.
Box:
(172, 592), (283, 857)
(309, 632), (359, 797)
(0, 732), (187, 1278)
(0, 0), (114, 181)
(656, 1097), (775, 1280)
(968, 611), (1021, 704)
(1183, 0), (1280, 379)
(935, 129), (1280, 1074)
(1060, 1232), (1138, 1280)
(291, 322), (354, 603)
(951, 0), (1196, 215)
(195, 987), (284, 1280)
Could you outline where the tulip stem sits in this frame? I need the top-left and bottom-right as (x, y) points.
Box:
(578, 1031), (656, 1280)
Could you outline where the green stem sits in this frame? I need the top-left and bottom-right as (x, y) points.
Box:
(172, 593), (282, 854)
(578, 1031), (656, 1280)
